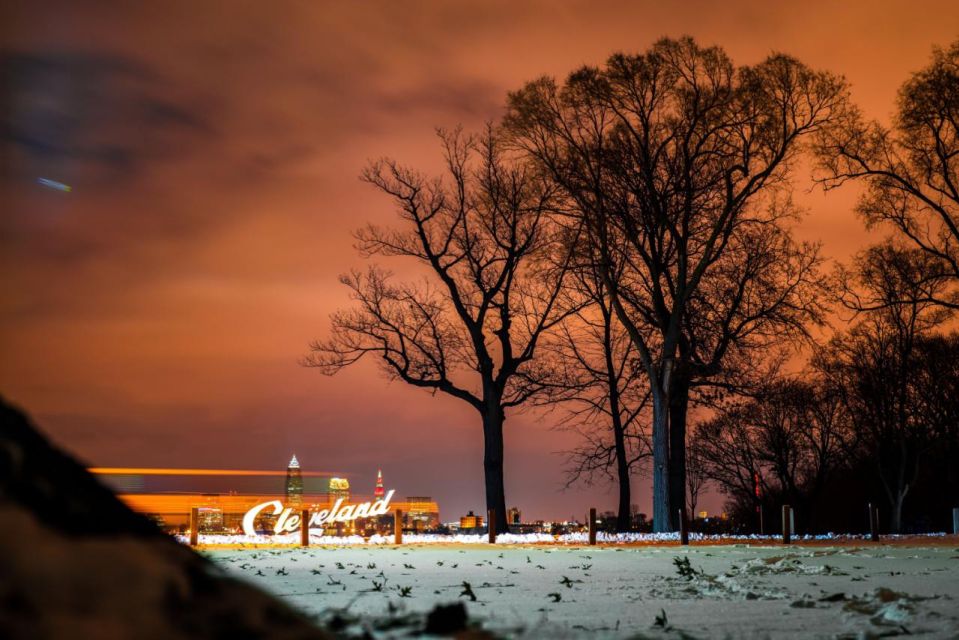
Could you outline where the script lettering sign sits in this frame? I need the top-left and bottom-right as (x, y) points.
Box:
(242, 490), (395, 536)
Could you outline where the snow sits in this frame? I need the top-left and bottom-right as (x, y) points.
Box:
(179, 530), (947, 546)
(200, 540), (959, 637)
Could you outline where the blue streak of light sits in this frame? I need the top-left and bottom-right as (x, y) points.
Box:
(37, 177), (72, 192)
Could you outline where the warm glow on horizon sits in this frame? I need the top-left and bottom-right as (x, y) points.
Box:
(89, 467), (342, 477)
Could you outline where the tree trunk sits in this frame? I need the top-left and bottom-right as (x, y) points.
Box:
(604, 315), (632, 532)
(651, 391), (672, 532)
(482, 407), (509, 535)
(890, 488), (907, 534)
(668, 374), (689, 531)
(612, 414), (632, 532)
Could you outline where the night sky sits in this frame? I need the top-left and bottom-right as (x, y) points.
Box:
(2, 1), (958, 521)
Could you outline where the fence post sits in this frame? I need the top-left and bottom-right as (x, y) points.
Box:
(300, 509), (310, 547)
(781, 505), (791, 545)
(488, 509), (496, 544)
(869, 503), (880, 542)
(189, 507), (199, 546)
(952, 507), (958, 535)
(679, 508), (689, 546)
(394, 510), (403, 545)
(588, 508), (597, 546)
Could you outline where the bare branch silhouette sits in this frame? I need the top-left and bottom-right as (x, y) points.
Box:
(306, 127), (578, 532)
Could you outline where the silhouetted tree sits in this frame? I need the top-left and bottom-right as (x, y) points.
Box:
(911, 332), (959, 524)
(505, 37), (845, 530)
(692, 378), (849, 533)
(538, 257), (650, 531)
(818, 40), (959, 308)
(685, 435), (708, 519)
(306, 128), (576, 533)
(815, 243), (953, 532)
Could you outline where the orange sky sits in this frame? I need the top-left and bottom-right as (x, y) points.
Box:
(2, 1), (957, 520)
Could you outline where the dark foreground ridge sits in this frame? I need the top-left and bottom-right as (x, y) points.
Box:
(0, 396), (329, 639)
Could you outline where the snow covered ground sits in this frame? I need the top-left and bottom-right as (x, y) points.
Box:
(184, 531), (949, 546)
(203, 541), (959, 638)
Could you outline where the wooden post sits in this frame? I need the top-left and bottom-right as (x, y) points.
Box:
(300, 509), (310, 547)
(869, 503), (880, 542)
(189, 507), (199, 546)
(488, 509), (496, 544)
(588, 508), (597, 546)
(679, 508), (689, 546)
(953, 507), (959, 535)
(394, 510), (403, 545)
(781, 505), (791, 544)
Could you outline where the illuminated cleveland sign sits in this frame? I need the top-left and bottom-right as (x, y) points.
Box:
(241, 490), (396, 536)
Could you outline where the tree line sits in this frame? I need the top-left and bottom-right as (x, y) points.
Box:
(306, 37), (959, 534)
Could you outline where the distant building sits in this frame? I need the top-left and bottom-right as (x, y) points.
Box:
(507, 506), (522, 525)
(460, 510), (484, 529)
(329, 477), (350, 502)
(285, 455), (303, 505)
(197, 506), (224, 532)
(405, 496), (440, 530)
(373, 469), (385, 499)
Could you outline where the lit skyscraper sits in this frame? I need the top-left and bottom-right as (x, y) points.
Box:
(374, 469), (385, 499)
(329, 477), (350, 501)
(285, 454), (303, 505)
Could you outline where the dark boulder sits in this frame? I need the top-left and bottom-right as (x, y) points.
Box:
(0, 396), (329, 640)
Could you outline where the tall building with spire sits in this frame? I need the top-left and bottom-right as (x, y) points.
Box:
(373, 469), (385, 499)
(285, 454), (303, 505)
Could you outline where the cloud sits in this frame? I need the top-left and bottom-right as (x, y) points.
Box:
(0, 49), (215, 184)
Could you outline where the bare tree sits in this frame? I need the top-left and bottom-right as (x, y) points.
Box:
(685, 435), (708, 519)
(538, 258), (650, 531)
(505, 37), (846, 530)
(912, 333), (959, 512)
(817, 39), (959, 308)
(305, 128), (576, 533)
(693, 378), (849, 533)
(815, 242), (953, 532)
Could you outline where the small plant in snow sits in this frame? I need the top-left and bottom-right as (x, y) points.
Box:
(548, 592), (562, 602)
(398, 586), (413, 598)
(673, 556), (701, 580)
(653, 609), (670, 630)
(460, 581), (477, 602)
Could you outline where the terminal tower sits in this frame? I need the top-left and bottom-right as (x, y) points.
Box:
(285, 454), (303, 505)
